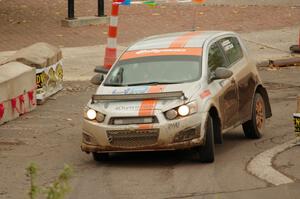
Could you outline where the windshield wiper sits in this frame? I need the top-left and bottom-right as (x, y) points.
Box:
(126, 81), (181, 86)
(104, 83), (127, 87)
(104, 81), (184, 87)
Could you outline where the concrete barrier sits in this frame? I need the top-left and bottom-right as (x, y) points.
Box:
(3, 43), (64, 104)
(0, 62), (36, 125)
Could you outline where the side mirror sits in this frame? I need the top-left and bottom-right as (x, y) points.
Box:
(211, 67), (233, 81)
(94, 66), (109, 74)
(90, 73), (104, 85)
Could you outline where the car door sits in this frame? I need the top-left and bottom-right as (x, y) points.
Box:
(218, 36), (256, 123)
(208, 41), (239, 129)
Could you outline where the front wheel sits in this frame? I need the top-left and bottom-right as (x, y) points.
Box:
(196, 115), (215, 163)
(242, 93), (266, 139)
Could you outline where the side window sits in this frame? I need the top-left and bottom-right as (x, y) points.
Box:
(208, 42), (228, 72)
(219, 37), (243, 66)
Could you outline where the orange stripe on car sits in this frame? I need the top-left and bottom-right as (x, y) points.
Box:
(120, 48), (202, 60)
(139, 85), (165, 116)
(138, 85), (165, 129)
(138, 124), (154, 130)
(169, 31), (201, 48)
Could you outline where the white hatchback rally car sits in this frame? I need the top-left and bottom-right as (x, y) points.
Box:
(81, 31), (272, 163)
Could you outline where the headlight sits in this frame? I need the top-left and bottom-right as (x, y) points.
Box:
(164, 101), (198, 120)
(165, 109), (178, 120)
(84, 108), (106, 123)
(96, 112), (105, 122)
(87, 109), (97, 120)
(178, 105), (190, 116)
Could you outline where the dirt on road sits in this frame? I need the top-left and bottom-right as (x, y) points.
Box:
(0, 67), (300, 199)
(1, 0), (300, 51)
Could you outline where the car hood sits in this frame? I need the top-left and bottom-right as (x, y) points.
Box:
(89, 83), (201, 114)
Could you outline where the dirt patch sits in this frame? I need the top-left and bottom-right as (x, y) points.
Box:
(0, 69), (299, 198)
(0, 0), (300, 50)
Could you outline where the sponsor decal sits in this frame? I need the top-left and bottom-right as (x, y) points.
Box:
(294, 113), (300, 133)
(35, 60), (63, 100)
(36, 71), (48, 89)
(56, 63), (64, 80)
(224, 44), (234, 51)
(136, 48), (188, 55)
(120, 48), (202, 60)
(168, 121), (180, 130)
(112, 86), (148, 94)
(221, 39), (234, 51)
(200, 90), (211, 99)
(115, 105), (139, 111)
(115, 104), (155, 111)
(221, 40), (231, 47)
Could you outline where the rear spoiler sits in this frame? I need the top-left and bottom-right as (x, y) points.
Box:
(91, 91), (186, 103)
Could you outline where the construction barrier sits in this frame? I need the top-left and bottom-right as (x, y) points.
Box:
(0, 62), (36, 125)
(3, 43), (63, 104)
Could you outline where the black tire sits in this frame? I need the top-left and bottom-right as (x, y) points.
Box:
(290, 45), (300, 53)
(197, 115), (215, 163)
(212, 116), (222, 144)
(242, 93), (266, 139)
(92, 152), (109, 162)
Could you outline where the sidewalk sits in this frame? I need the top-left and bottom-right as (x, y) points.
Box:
(200, 182), (300, 199)
(274, 142), (300, 182)
(241, 26), (300, 61)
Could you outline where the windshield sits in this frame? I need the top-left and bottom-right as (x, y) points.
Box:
(104, 56), (202, 86)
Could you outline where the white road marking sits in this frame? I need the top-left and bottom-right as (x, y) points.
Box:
(247, 138), (299, 186)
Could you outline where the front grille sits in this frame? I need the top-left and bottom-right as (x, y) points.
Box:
(109, 116), (158, 125)
(107, 129), (159, 148)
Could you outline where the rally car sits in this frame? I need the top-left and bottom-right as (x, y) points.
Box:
(81, 31), (272, 163)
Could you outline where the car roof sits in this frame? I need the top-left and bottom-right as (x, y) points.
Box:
(127, 31), (231, 51)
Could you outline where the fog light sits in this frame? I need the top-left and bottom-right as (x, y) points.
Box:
(83, 133), (98, 145)
(87, 109), (97, 120)
(166, 109), (178, 120)
(174, 126), (200, 143)
(96, 112), (105, 123)
(83, 133), (92, 143)
(178, 105), (190, 116)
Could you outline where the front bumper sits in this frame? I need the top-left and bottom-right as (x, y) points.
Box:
(81, 111), (208, 153)
(81, 138), (204, 153)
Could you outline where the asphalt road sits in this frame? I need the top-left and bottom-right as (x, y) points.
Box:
(0, 67), (300, 199)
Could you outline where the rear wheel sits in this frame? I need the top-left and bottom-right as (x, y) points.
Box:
(242, 93), (266, 139)
(93, 152), (109, 162)
(290, 45), (300, 53)
(197, 115), (215, 163)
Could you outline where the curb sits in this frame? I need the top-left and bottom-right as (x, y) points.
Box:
(247, 138), (299, 186)
(256, 57), (300, 68)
